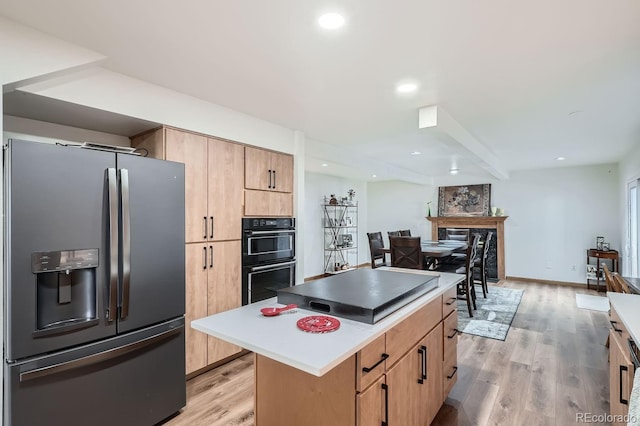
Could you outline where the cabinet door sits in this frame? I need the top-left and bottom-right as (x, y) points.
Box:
(207, 241), (242, 364)
(356, 375), (386, 426)
(386, 343), (423, 426)
(245, 146), (271, 190)
(185, 243), (208, 374)
(165, 129), (209, 243)
(245, 190), (293, 217)
(610, 331), (633, 424)
(208, 138), (244, 241)
(424, 324), (444, 424)
(271, 152), (294, 193)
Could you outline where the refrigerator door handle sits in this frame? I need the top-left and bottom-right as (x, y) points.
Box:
(19, 327), (181, 383)
(119, 168), (131, 320)
(106, 168), (118, 322)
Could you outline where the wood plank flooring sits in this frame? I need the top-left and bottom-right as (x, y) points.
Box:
(162, 280), (611, 426)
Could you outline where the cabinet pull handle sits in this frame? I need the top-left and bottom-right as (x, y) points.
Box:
(381, 383), (389, 426)
(203, 246), (207, 269)
(362, 353), (389, 373)
(447, 328), (459, 339)
(417, 346), (427, 384)
(210, 246), (213, 268)
(273, 169), (277, 189)
(610, 320), (623, 333)
(210, 217), (214, 239)
(203, 216), (208, 239)
(447, 366), (458, 379)
(620, 364), (629, 405)
(445, 297), (457, 306)
(268, 169), (272, 189)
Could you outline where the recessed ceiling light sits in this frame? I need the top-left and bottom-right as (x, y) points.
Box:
(318, 13), (345, 29)
(449, 168), (459, 175)
(321, 163), (328, 167)
(556, 157), (565, 161)
(411, 151), (421, 155)
(372, 174), (377, 178)
(396, 83), (417, 93)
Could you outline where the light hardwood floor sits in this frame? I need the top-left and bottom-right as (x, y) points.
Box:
(163, 280), (611, 426)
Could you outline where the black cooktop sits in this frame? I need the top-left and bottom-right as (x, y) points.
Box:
(277, 269), (438, 324)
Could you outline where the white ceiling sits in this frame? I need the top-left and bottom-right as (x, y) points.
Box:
(1, 0), (639, 182)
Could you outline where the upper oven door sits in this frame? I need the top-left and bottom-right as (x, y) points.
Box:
(243, 229), (295, 264)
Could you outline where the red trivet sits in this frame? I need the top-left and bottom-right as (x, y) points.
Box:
(297, 316), (341, 333)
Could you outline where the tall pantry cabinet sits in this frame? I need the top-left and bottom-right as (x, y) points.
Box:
(131, 127), (243, 374)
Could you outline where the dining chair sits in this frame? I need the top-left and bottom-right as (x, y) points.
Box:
(367, 232), (387, 269)
(388, 231), (401, 237)
(389, 236), (424, 270)
(399, 229), (411, 236)
(603, 263), (618, 292)
(473, 232), (493, 298)
(613, 272), (631, 294)
(445, 228), (470, 242)
(457, 234), (480, 317)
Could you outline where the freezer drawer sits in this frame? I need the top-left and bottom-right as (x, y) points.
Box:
(4, 318), (186, 426)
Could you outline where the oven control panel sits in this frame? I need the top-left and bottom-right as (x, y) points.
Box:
(243, 217), (295, 230)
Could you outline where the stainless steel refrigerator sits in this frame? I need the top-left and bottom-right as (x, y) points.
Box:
(3, 139), (186, 426)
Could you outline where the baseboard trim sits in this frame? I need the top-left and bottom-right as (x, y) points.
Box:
(506, 276), (586, 288)
(304, 263), (371, 282)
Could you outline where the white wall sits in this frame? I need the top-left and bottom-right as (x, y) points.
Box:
(303, 172), (368, 278)
(618, 142), (640, 275)
(367, 181), (436, 249)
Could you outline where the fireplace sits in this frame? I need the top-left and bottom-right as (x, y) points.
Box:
(427, 216), (508, 280)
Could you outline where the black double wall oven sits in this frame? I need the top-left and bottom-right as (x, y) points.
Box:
(242, 218), (296, 304)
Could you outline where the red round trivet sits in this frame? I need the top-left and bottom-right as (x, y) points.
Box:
(296, 316), (341, 333)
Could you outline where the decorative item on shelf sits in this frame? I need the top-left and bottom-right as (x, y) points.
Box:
(491, 206), (497, 216)
(347, 189), (356, 205)
(496, 207), (504, 216)
(602, 242), (610, 251)
(340, 196), (348, 205)
(341, 263), (350, 270)
(329, 194), (338, 205)
(426, 201), (432, 217)
(596, 236), (604, 250)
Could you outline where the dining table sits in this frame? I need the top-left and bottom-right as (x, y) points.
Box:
(380, 239), (468, 269)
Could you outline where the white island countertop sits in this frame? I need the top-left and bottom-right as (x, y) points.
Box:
(608, 292), (640, 345)
(192, 267), (464, 377)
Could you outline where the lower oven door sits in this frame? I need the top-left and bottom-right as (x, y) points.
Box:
(243, 260), (296, 305)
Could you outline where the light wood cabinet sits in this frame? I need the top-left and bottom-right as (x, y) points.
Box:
(610, 331), (634, 425)
(244, 146), (294, 217)
(131, 127), (245, 375)
(245, 146), (293, 193)
(356, 375), (385, 426)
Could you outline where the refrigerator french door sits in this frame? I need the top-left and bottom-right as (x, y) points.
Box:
(4, 139), (186, 426)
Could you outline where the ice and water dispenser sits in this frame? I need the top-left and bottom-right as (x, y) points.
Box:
(31, 249), (99, 336)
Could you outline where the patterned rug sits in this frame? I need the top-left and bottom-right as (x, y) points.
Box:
(457, 285), (524, 341)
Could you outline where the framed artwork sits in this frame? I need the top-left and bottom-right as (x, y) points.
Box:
(438, 184), (491, 217)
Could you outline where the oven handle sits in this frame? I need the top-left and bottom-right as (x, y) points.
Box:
(249, 260), (296, 272)
(245, 229), (296, 236)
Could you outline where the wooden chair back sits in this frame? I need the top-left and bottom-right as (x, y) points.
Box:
(399, 229), (411, 236)
(388, 231), (401, 237)
(367, 232), (386, 269)
(603, 263), (616, 292)
(389, 236), (424, 270)
(613, 272), (631, 294)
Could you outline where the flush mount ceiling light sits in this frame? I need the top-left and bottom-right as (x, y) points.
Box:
(449, 168), (459, 175)
(321, 163), (328, 167)
(318, 13), (345, 29)
(411, 151), (421, 155)
(396, 83), (418, 94)
(372, 174), (377, 178)
(556, 157), (566, 161)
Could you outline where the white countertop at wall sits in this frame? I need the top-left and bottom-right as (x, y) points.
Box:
(192, 268), (464, 376)
(608, 292), (640, 345)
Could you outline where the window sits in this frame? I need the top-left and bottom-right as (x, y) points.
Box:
(627, 179), (639, 276)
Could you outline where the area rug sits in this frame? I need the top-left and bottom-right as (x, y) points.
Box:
(457, 285), (524, 341)
(575, 293), (609, 312)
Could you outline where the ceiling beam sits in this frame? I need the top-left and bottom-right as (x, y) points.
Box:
(419, 105), (509, 180)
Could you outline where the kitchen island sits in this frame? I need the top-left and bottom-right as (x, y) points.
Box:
(192, 267), (464, 425)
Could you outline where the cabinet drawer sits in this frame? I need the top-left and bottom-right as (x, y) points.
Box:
(443, 344), (458, 399)
(611, 306), (630, 344)
(356, 334), (387, 392)
(386, 296), (442, 368)
(442, 286), (457, 318)
(443, 310), (458, 356)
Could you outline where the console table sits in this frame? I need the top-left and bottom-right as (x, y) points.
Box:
(586, 249), (619, 291)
